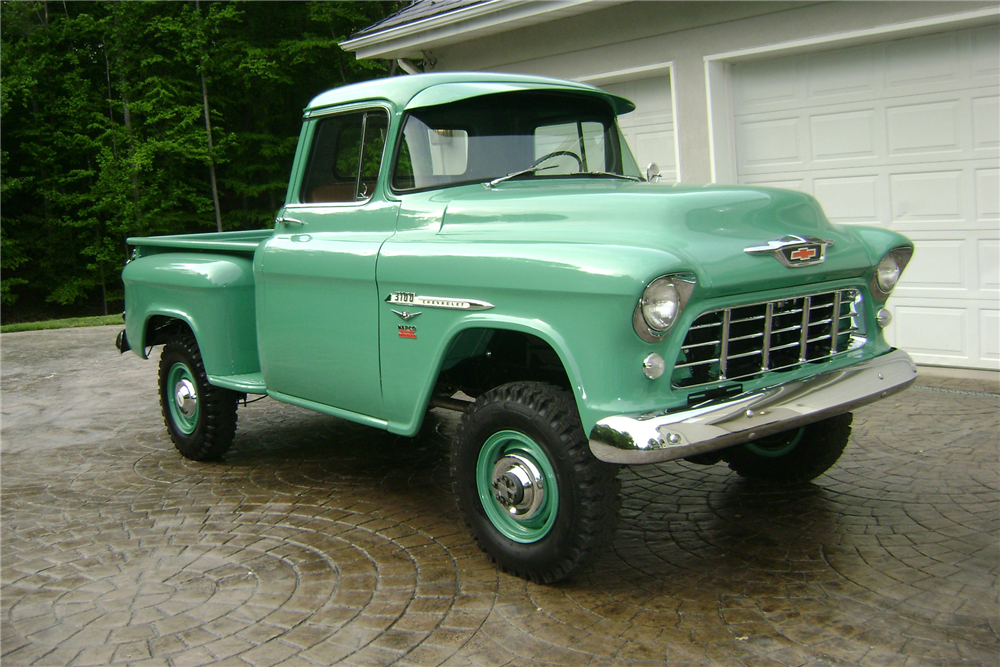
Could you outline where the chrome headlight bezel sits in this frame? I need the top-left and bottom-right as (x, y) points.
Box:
(871, 247), (913, 300)
(633, 274), (696, 343)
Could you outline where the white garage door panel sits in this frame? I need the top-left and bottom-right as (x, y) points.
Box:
(886, 30), (961, 86)
(891, 304), (968, 357)
(601, 76), (677, 182)
(982, 310), (1000, 362)
(973, 97), (1000, 150)
(813, 176), (880, 223)
(886, 101), (960, 154)
(886, 300), (999, 366)
(977, 167), (1000, 219)
(732, 25), (1000, 370)
(885, 231), (998, 299)
(811, 110), (878, 161)
(899, 239), (967, 291)
(736, 117), (803, 168)
(981, 239), (1000, 290)
(890, 171), (964, 223)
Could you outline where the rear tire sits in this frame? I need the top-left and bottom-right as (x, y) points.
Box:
(723, 413), (853, 484)
(158, 331), (239, 461)
(451, 381), (620, 583)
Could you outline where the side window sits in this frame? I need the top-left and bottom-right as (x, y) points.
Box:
(300, 109), (389, 204)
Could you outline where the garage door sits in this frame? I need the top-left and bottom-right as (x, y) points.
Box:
(732, 25), (999, 370)
(602, 75), (677, 182)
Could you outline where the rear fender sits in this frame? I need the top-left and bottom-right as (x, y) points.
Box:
(122, 252), (260, 376)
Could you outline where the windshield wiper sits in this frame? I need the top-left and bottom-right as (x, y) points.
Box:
(570, 171), (643, 182)
(484, 164), (557, 189)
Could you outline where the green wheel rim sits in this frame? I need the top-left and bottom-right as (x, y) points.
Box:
(476, 430), (559, 544)
(746, 427), (804, 458)
(167, 362), (199, 435)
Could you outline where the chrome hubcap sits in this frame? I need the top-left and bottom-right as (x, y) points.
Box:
(491, 454), (545, 521)
(174, 379), (197, 418)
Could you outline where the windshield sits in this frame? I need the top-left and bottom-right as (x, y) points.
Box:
(392, 91), (641, 192)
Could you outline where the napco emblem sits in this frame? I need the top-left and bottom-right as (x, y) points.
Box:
(398, 325), (417, 339)
(744, 235), (833, 268)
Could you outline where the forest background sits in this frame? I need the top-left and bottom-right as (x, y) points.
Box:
(1, 0), (402, 324)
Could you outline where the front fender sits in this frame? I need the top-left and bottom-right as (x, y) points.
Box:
(122, 252), (260, 377)
(376, 238), (687, 436)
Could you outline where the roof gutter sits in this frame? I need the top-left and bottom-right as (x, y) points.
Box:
(341, 0), (623, 60)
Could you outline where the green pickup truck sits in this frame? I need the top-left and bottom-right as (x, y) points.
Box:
(118, 72), (916, 583)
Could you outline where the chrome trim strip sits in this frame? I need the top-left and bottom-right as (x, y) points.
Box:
(762, 301), (773, 371)
(799, 296), (812, 362)
(719, 309), (731, 380)
(830, 291), (842, 354)
(589, 349), (916, 465)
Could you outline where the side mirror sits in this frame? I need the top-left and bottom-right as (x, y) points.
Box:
(646, 162), (661, 183)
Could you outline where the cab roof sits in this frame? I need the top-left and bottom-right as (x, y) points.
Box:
(304, 72), (635, 116)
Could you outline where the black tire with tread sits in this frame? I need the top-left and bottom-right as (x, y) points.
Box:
(723, 413), (853, 484)
(451, 381), (620, 584)
(158, 331), (239, 461)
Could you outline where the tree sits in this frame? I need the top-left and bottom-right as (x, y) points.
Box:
(0, 0), (401, 322)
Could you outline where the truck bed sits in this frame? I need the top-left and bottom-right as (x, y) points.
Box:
(126, 229), (274, 254)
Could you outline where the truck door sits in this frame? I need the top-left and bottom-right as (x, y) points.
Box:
(257, 107), (397, 421)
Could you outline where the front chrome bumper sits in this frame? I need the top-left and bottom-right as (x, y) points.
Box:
(588, 349), (916, 465)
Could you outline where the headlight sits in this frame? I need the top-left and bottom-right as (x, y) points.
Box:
(642, 279), (680, 331)
(876, 255), (901, 292)
(871, 247), (913, 300)
(633, 275), (696, 343)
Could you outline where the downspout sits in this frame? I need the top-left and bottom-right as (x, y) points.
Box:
(396, 58), (421, 75)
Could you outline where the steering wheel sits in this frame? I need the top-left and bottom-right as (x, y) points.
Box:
(531, 150), (583, 170)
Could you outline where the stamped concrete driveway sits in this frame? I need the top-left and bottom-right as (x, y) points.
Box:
(2, 325), (998, 667)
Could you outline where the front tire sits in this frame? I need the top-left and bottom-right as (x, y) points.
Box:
(451, 382), (620, 583)
(723, 413), (853, 484)
(158, 331), (239, 461)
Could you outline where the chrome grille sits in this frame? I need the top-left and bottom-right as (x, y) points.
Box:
(671, 289), (865, 388)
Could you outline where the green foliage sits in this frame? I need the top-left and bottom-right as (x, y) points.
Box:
(0, 0), (401, 321)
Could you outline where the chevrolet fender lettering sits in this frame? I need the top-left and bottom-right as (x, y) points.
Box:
(385, 292), (494, 311)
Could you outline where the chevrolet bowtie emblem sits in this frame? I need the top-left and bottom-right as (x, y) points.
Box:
(744, 235), (834, 268)
(391, 309), (421, 321)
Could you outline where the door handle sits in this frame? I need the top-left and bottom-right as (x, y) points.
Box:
(276, 216), (306, 226)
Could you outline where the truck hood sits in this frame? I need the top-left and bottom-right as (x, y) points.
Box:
(433, 180), (879, 296)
